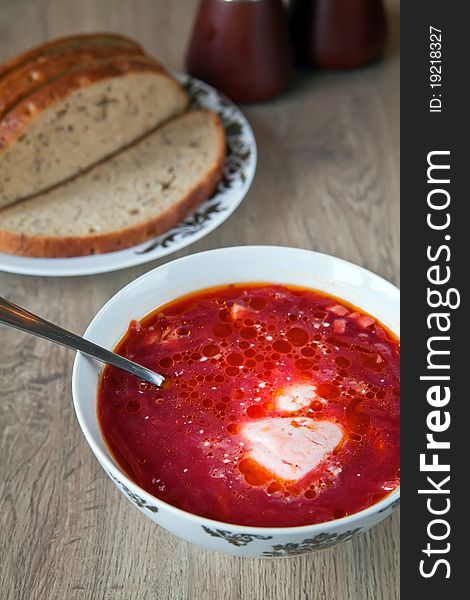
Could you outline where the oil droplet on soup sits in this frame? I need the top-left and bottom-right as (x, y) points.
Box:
(98, 284), (400, 527)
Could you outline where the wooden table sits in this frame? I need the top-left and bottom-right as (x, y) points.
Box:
(0, 1), (400, 598)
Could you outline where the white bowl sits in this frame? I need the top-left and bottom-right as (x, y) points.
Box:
(72, 246), (400, 557)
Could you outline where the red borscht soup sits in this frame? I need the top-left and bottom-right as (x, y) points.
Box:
(98, 284), (400, 527)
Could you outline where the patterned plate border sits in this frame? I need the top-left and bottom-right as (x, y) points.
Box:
(0, 73), (257, 277)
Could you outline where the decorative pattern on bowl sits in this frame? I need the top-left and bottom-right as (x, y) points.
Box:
(261, 528), (364, 557)
(109, 472), (159, 514)
(201, 526), (273, 548)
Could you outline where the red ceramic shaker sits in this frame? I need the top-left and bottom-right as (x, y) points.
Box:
(289, 0), (387, 69)
(186, 0), (294, 103)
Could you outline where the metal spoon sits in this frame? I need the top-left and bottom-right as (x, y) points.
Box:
(0, 296), (164, 387)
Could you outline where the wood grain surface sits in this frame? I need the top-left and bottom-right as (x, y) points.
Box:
(0, 1), (400, 598)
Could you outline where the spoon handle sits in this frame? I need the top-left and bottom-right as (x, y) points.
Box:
(0, 296), (164, 387)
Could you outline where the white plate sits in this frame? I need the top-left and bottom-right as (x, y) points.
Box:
(0, 74), (257, 277)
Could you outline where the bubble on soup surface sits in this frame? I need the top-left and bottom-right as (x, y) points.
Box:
(158, 357), (173, 368)
(286, 327), (309, 347)
(227, 353), (244, 366)
(267, 481), (282, 494)
(202, 344), (219, 357)
(240, 326), (257, 340)
(125, 400), (141, 413)
(317, 383), (341, 400)
(295, 358), (313, 370)
(218, 308), (230, 321)
(272, 339), (292, 354)
(238, 458), (272, 486)
(335, 356), (351, 368)
(249, 297), (267, 310)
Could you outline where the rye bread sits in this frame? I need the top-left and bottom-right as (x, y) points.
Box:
(0, 55), (189, 208)
(0, 42), (147, 117)
(0, 110), (226, 258)
(0, 33), (143, 79)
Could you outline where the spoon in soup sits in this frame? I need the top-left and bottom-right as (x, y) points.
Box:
(0, 296), (165, 387)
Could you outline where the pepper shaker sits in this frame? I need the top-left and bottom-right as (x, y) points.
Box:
(186, 0), (294, 103)
(289, 0), (387, 69)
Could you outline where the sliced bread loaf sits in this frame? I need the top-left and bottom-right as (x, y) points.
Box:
(0, 109), (226, 257)
(0, 41), (146, 117)
(0, 32), (143, 79)
(0, 55), (188, 208)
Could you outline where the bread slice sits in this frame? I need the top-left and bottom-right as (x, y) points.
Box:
(0, 41), (146, 117)
(0, 110), (226, 257)
(0, 55), (188, 208)
(0, 32), (143, 79)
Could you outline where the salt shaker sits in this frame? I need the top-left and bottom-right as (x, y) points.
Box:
(289, 0), (387, 69)
(186, 0), (294, 103)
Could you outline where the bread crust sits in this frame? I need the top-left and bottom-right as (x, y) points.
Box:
(0, 54), (184, 150)
(0, 33), (144, 79)
(0, 42), (147, 118)
(0, 111), (226, 258)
